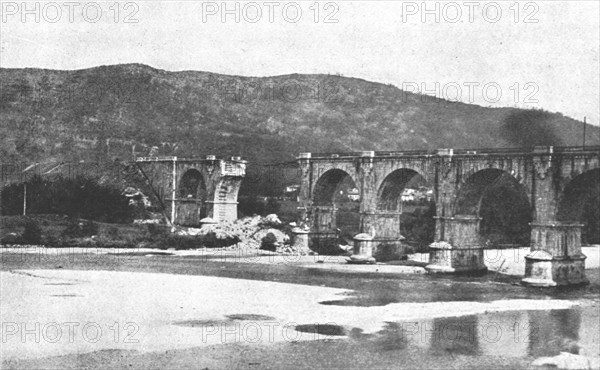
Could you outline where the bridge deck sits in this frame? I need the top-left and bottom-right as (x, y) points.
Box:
(304, 146), (600, 160)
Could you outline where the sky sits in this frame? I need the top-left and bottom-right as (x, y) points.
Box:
(1, 0), (599, 124)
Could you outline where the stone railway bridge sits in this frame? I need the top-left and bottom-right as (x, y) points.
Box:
(0, 156), (247, 227)
(297, 146), (600, 287)
(136, 156), (246, 226)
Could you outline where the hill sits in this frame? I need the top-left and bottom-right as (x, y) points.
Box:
(1, 63), (598, 166)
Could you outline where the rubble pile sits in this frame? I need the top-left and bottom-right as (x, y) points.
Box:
(178, 214), (302, 253)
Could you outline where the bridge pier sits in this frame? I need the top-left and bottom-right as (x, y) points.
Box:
(312, 205), (336, 232)
(291, 227), (311, 255)
(207, 200), (239, 223)
(348, 233), (376, 264)
(522, 222), (588, 287)
(360, 212), (406, 261)
(425, 215), (487, 274)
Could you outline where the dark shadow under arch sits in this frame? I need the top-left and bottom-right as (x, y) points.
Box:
(377, 169), (429, 211)
(558, 168), (600, 245)
(177, 169), (207, 224)
(312, 169), (360, 240)
(377, 169), (435, 250)
(179, 169), (206, 200)
(313, 169), (357, 206)
(455, 168), (532, 247)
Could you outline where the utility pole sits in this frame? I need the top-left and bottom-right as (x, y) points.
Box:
(583, 116), (587, 148)
(23, 182), (27, 216)
(171, 157), (177, 229)
(21, 162), (40, 217)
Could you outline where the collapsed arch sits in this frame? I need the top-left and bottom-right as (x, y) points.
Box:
(558, 169), (600, 244)
(455, 168), (532, 246)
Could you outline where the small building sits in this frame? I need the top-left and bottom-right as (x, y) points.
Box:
(401, 188), (416, 202)
(285, 184), (301, 194)
(347, 188), (360, 201)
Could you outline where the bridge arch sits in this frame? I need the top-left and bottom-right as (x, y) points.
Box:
(312, 168), (360, 240)
(179, 169), (207, 200)
(377, 169), (432, 211)
(557, 168), (600, 245)
(177, 168), (208, 225)
(376, 168), (436, 249)
(455, 168), (532, 247)
(313, 169), (359, 205)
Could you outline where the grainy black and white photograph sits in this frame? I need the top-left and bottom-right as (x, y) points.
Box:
(1, 1), (599, 369)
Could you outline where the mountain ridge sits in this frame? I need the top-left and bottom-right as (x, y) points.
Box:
(1, 63), (598, 166)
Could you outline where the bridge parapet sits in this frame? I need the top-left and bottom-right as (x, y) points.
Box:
(302, 145), (600, 161)
(221, 159), (247, 177)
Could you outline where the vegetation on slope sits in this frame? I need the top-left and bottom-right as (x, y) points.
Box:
(1, 63), (598, 167)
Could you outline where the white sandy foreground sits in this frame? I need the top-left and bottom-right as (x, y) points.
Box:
(0, 269), (592, 361)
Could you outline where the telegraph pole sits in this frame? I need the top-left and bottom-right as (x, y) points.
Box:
(171, 157), (177, 228)
(21, 162), (40, 217)
(583, 116), (587, 148)
(23, 183), (27, 216)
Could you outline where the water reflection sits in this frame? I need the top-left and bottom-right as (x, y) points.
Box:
(427, 316), (480, 356)
(477, 311), (528, 358)
(527, 309), (581, 357)
(376, 307), (597, 360)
